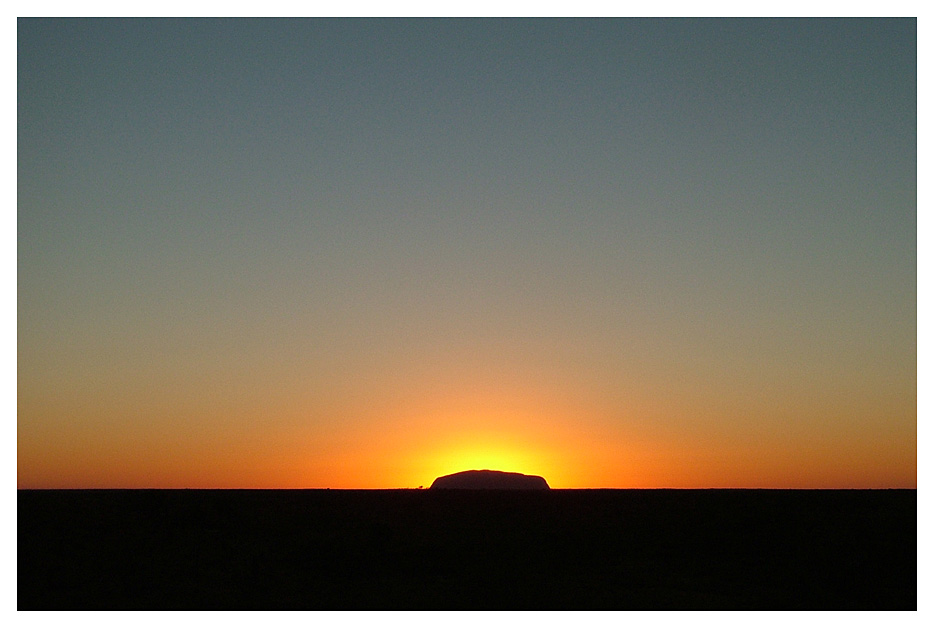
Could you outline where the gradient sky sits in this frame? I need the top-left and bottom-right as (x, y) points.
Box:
(18, 18), (916, 488)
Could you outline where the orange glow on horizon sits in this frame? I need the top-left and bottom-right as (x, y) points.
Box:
(17, 383), (916, 490)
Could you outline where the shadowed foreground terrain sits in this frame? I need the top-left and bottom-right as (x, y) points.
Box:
(18, 489), (915, 609)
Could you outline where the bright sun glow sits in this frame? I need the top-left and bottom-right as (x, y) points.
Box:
(413, 426), (561, 486)
(433, 444), (538, 478)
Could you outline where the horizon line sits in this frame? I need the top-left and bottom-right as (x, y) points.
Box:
(16, 486), (918, 491)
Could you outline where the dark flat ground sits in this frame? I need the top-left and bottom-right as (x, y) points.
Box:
(18, 488), (915, 610)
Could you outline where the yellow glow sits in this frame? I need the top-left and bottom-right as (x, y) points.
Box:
(424, 439), (545, 481)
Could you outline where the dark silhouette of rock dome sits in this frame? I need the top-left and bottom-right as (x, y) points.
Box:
(429, 469), (550, 490)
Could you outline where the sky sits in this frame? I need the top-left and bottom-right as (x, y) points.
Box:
(17, 18), (916, 489)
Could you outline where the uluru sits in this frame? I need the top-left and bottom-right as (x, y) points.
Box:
(429, 469), (550, 490)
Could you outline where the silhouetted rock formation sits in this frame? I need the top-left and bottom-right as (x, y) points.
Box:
(430, 469), (550, 490)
